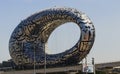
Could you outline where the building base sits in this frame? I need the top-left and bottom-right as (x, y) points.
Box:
(1, 65), (82, 74)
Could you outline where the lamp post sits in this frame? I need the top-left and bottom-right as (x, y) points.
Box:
(33, 42), (36, 74)
(85, 57), (88, 74)
(41, 31), (47, 74)
(43, 42), (46, 74)
(92, 58), (96, 74)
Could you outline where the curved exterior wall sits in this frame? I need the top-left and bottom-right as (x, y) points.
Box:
(9, 7), (95, 67)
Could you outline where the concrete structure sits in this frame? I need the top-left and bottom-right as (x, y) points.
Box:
(95, 61), (120, 74)
(0, 65), (82, 74)
(96, 61), (120, 69)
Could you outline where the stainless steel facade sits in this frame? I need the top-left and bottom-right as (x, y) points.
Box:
(9, 7), (95, 67)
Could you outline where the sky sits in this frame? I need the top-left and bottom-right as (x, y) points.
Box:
(0, 0), (120, 64)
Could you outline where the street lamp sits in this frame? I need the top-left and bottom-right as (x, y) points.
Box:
(92, 58), (96, 74)
(85, 57), (88, 74)
(43, 42), (46, 74)
(33, 42), (36, 74)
